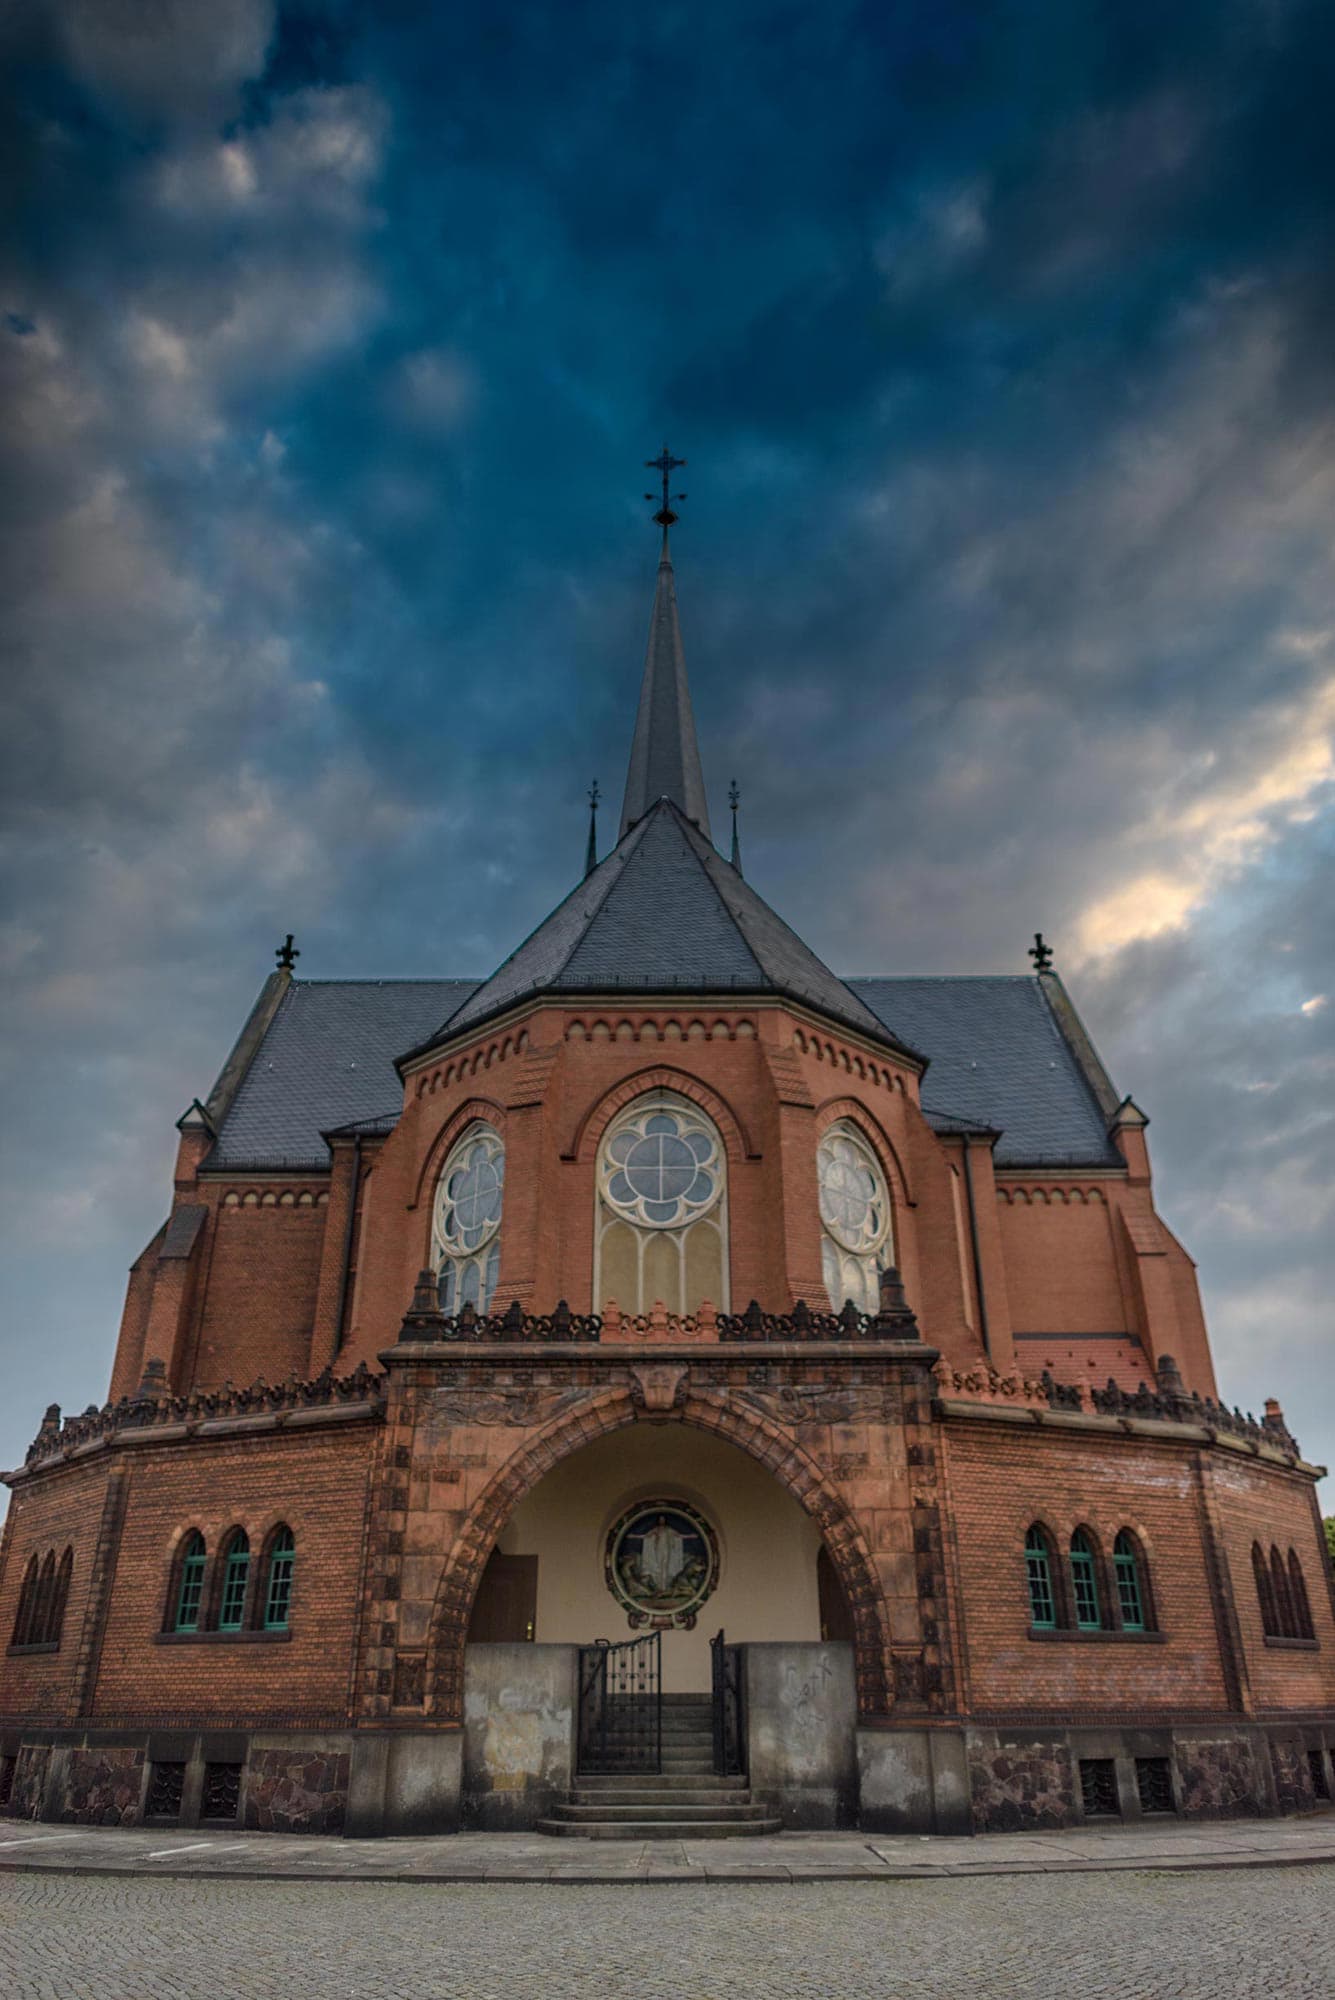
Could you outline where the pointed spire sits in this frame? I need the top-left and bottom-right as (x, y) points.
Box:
(620, 449), (711, 841)
(584, 780), (600, 879)
(729, 780), (743, 875)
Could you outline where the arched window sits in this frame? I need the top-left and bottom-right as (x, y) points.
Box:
(217, 1530), (250, 1631)
(1252, 1542), (1278, 1637)
(595, 1092), (728, 1314)
(49, 1549), (73, 1648)
(32, 1553), (56, 1647)
(1113, 1530), (1148, 1632)
(262, 1526), (295, 1631)
(1025, 1525), (1057, 1629)
(1270, 1545), (1295, 1639)
(174, 1532), (207, 1632)
(433, 1123), (505, 1313)
(1287, 1549), (1314, 1642)
(1069, 1529), (1103, 1630)
(11, 1554), (38, 1646)
(817, 1123), (892, 1312)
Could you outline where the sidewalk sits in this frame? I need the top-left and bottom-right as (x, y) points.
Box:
(2, 1813), (1333, 1884)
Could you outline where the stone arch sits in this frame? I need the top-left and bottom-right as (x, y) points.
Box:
(423, 1388), (891, 1722)
(564, 1065), (757, 1165)
(409, 1097), (509, 1213)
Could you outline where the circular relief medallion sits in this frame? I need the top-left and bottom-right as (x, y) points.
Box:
(604, 1498), (720, 1631)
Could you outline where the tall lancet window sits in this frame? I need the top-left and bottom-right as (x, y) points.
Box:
(817, 1123), (892, 1312)
(595, 1092), (729, 1315)
(433, 1123), (505, 1312)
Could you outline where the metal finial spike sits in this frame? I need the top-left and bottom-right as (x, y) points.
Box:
(729, 780), (743, 875)
(584, 780), (601, 879)
(276, 934), (300, 972)
(1028, 931), (1054, 974)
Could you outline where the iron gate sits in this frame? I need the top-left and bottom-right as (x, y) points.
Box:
(577, 1633), (662, 1773)
(711, 1629), (746, 1777)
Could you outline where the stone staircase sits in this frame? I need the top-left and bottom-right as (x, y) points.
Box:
(537, 1695), (779, 1840)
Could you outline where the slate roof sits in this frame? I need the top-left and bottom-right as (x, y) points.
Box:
(849, 976), (1121, 1166)
(207, 980), (477, 1170)
(428, 799), (900, 1050)
(619, 537), (712, 839)
(205, 965), (1120, 1173)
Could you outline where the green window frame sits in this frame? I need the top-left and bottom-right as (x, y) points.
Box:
(218, 1532), (250, 1631)
(1025, 1526), (1056, 1629)
(1069, 1530), (1102, 1630)
(175, 1533), (206, 1632)
(263, 1527), (295, 1631)
(1113, 1530), (1145, 1631)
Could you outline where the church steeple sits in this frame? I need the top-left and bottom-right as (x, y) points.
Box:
(619, 449), (712, 841)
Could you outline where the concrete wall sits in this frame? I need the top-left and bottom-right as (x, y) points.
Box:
(744, 1641), (858, 1828)
(461, 1643), (577, 1830)
(498, 1426), (823, 1692)
(858, 1727), (972, 1835)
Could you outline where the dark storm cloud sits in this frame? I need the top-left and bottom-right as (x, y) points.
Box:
(1, 0), (1332, 1492)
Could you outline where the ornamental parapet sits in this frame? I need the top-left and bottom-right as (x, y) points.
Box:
(12, 1358), (385, 1478)
(931, 1351), (1304, 1463)
(394, 1265), (923, 1348)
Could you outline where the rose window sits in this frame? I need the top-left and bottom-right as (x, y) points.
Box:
(600, 1106), (721, 1228)
(433, 1124), (505, 1312)
(817, 1124), (891, 1312)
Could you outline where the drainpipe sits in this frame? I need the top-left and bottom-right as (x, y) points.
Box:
(333, 1135), (362, 1356)
(960, 1140), (991, 1364)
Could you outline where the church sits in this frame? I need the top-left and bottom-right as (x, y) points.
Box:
(2, 464), (1332, 1840)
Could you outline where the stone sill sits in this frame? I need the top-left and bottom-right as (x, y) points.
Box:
(152, 1629), (293, 1646)
(1028, 1627), (1167, 1644)
(6, 1642), (60, 1657)
(1263, 1636), (1320, 1651)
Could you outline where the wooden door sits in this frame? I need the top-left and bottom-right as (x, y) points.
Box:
(817, 1546), (855, 1644)
(467, 1551), (538, 1642)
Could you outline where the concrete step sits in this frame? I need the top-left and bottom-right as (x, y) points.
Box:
(567, 1800), (751, 1816)
(574, 1774), (747, 1793)
(536, 1818), (784, 1841)
(550, 1804), (771, 1826)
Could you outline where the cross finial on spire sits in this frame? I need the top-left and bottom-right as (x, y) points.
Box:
(644, 445), (686, 531)
(584, 779), (600, 879)
(1028, 931), (1054, 973)
(729, 780), (743, 875)
(276, 933), (300, 973)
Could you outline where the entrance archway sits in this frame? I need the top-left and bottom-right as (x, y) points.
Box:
(424, 1389), (890, 1720)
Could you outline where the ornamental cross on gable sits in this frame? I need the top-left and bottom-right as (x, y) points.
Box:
(645, 446), (686, 527)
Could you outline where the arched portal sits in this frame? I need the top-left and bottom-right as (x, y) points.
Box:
(424, 1390), (890, 1721)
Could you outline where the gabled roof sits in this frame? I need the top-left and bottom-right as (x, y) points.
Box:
(849, 976), (1121, 1166)
(422, 798), (904, 1053)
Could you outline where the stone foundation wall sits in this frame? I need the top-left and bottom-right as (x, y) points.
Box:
(59, 1746), (146, 1825)
(966, 1731), (1075, 1832)
(1173, 1734), (1272, 1819)
(243, 1741), (350, 1834)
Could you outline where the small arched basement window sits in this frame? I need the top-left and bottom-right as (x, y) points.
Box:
(1025, 1525), (1057, 1629)
(174, 1532), (207, 1632)
(262, 1526), (295, 1631)
(594, 1092), (728, 1315)
(817, 1123), (892, 1313)
(1069, 1529), (1103, 1630)
(433, 1123), (505, 1313)
(217, 1531), (250, 1632)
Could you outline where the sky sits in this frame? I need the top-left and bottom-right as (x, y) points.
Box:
(1, 0), (1332, 1502)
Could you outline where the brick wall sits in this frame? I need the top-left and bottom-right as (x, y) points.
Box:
(188, 1194), (329, 1390)
(0, 1461), (115, 1725)
(1208, 1453), (1335, 1713)
(940, 1418), (1230, 1715)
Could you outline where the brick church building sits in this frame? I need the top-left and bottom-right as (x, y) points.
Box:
(3, 485), (1332, 1839)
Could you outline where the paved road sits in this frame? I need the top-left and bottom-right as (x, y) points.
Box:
(4, 1867), (1333, 1999)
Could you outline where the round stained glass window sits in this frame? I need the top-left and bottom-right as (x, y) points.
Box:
(599, 1098), (722, 1229)
(434, 1126), (505, 1255)
(817, 1127), (888, 1253)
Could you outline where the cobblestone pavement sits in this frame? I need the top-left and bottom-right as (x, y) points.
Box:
(3, 1866), (1333, 1999)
